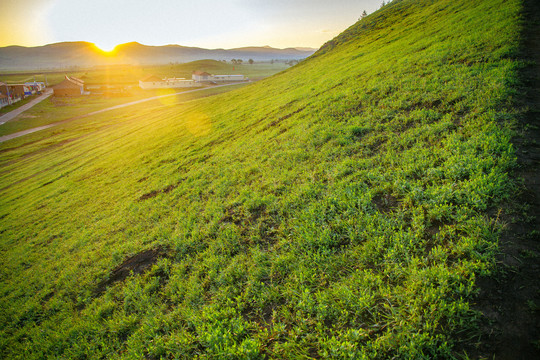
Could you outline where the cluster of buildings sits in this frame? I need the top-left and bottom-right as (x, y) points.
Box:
(0, 69), (248, 106)
(138, 75), (202, 90)
(49, 70), (246, 96)
(139, 71), (247, 90)
(192, 71), (246, 83)
(0, 81), (46, 108)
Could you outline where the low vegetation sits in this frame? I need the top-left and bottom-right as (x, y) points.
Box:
(0, 0), (531, 358)
(0, 84), (249, 137)
(0, 95), (41, 116)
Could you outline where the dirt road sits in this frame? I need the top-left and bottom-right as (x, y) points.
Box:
(0, 89), (53, 124)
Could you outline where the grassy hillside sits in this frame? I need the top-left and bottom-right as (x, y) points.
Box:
(0, 0), (530, 358)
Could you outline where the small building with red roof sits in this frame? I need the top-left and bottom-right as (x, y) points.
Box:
(52, 76), (85, 96)
(192, 71), (213, 82)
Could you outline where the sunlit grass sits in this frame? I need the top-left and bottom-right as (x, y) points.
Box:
(0, 83), (250, 137)
(0, 0), (526, 358)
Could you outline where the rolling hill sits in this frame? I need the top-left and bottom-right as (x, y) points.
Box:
(0, 0), (538, 359)
(0, 42), (315, 71)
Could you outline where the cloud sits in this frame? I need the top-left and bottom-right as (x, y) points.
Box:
(0, 0), (55, 46)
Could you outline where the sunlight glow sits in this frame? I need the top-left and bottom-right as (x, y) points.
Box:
(0, 0), (54, 46)
(157, 88), (180, 107)
(94, 42), (116, 53)
(185, 110), (212, 137)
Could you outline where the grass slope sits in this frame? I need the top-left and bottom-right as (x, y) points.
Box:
(0, 0), (528, 358)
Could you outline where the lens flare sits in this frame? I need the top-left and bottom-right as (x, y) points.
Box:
(184, 110), (211, 137)
(156, 88), (180, 107)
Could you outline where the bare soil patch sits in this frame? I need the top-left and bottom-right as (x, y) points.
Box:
(372, 193), (400, 213)
(96, 247), (167, 295)
(138, 180), (181, 201)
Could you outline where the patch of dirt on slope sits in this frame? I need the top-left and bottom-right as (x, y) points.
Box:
(95, 247), (167, 295)
(138, 180), (182, 201)
(372, 193), (400, 213)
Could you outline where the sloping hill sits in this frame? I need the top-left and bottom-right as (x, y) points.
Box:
(0, 0), (536, 359)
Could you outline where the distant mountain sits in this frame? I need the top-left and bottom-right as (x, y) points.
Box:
(0, 42), (317, 71)
(293, 47), (318, 52)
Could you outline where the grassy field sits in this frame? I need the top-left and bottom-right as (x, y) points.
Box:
(0, 84), (250, 137)
(0, 0), (534, 358)
(0, 95), (42, 116)
(0, 60), (285, 137)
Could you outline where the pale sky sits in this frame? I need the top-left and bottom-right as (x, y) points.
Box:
(0, 0), (383, 50)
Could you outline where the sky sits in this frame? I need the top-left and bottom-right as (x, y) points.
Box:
(0, 0), (383, 50)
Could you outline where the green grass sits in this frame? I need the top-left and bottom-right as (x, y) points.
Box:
(0, 84), (249, 137)
(0, 0), (527, 358)
(0, 94), (40, 115)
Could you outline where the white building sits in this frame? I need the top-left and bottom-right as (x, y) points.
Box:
(191, 71), (212, 82)
(165, 78), (203, 88)
(139, 75), (203, 90)
(192, 71), (246, 83)
(213, 75), (246, 82)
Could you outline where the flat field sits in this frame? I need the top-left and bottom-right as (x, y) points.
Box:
(0, 84), (249, 137)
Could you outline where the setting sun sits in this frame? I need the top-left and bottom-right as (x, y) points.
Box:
(94, 42), (116, 53)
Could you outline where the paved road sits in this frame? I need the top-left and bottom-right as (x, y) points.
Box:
(0, 89), (53, 124)
(0, 83), (246, 143)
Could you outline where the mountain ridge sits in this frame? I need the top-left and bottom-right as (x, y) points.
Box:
(0, 41), (316, 70)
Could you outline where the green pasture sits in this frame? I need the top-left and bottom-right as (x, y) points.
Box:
(0, 95), (40, 116)
(0, 84), (249, 137)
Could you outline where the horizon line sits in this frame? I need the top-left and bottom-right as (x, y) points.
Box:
(0, 41), (320, 52)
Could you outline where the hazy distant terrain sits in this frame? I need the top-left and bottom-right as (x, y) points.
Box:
(0, 42), (316, 71)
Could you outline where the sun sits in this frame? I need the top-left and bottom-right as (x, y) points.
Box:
(94, 42), (116, 53)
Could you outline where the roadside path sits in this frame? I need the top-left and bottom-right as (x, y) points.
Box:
(0, 89), (53, 124)
(0, 83), (246, 143)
